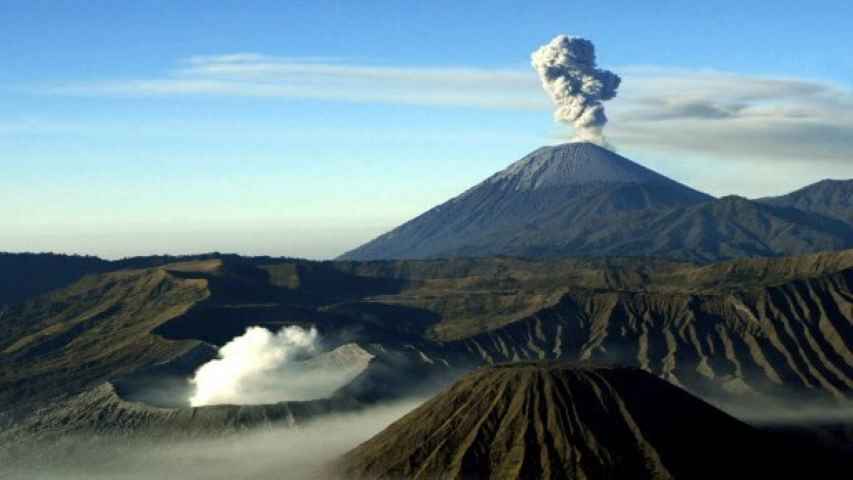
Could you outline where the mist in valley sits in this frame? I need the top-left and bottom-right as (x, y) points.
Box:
(1, 397), (425, 480)
(0, 324), (421, 479)
(719, 402), (853, 425)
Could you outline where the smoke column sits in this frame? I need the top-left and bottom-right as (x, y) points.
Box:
(189, 325), (318, 406)
(531, 35), (621, 143)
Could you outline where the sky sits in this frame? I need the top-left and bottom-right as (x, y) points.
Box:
(2, 0), (852, 259)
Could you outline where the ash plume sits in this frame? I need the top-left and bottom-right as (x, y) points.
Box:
(532, 35), (621, 144)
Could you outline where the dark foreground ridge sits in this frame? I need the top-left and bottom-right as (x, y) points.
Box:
(336, 362), (848, 480)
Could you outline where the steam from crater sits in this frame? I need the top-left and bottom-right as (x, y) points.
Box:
(532, 35), (621, 144)
(189, 325), (319, 406)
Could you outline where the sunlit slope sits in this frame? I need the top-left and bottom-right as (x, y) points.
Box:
(0, 262), (213, 407)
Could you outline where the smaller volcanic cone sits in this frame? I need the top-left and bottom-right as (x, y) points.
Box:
(336, 362), (811, 480)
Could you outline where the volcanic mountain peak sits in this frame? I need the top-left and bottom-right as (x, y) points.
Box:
(340, 142), (853, 262)
(337, 362), (786, 480)
(484, 141), (680, 192)
(339, 142), (713, 261)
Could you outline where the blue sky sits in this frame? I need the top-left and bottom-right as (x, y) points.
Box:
(2, 1), (852, 259)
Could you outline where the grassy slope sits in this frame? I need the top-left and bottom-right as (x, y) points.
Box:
(0, 264), (210, 408)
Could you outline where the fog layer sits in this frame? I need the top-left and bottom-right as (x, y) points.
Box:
(1, 398), (424, 480)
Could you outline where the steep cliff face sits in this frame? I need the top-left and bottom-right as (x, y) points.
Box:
(440, 269), (853, 403)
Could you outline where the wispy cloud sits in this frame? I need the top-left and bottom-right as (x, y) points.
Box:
(607, 67), (853, 163)
(43, 53), (544, 110)
(179, 54), (532, 85)
(31, 53), (853, 163)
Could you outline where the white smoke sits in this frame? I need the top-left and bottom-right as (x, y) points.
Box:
(190, 325), (329, 407)
(531, 35), (621, 144)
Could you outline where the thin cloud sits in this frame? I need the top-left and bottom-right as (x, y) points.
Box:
(619, 98), (747, 121)
(42, 53), (544, 110)
(606, 67), (853, 163)
(185, 53), (270, 65)
(179, 53), (534, 85)
(49, 79), (546, 110)
(30, 54), (853, 163)
(611, 119), (853, 163)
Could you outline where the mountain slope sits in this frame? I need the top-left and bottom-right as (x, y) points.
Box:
(0, 253), (111, 306)
(340, 143), (853, 262)
(3, 250), (851, 419)
(620, 195), (853, 262)
(0, 256), (411, 413)
(0, 252), (302, 307)
(2, 255), (850, 478)
(0, 382), (356, 442)
(436, 269), (853, 402)
(0, 262), (213, 408)
(759, 179), (853, 225)
(340, 251), (853, 403)
(340, 142), (712, 260)
(336, 363), (827, 480)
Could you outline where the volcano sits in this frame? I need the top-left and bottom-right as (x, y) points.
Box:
(340, 142), (710, 260)
(340, 142), (853, 262)
(336, 362), (831, 480)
